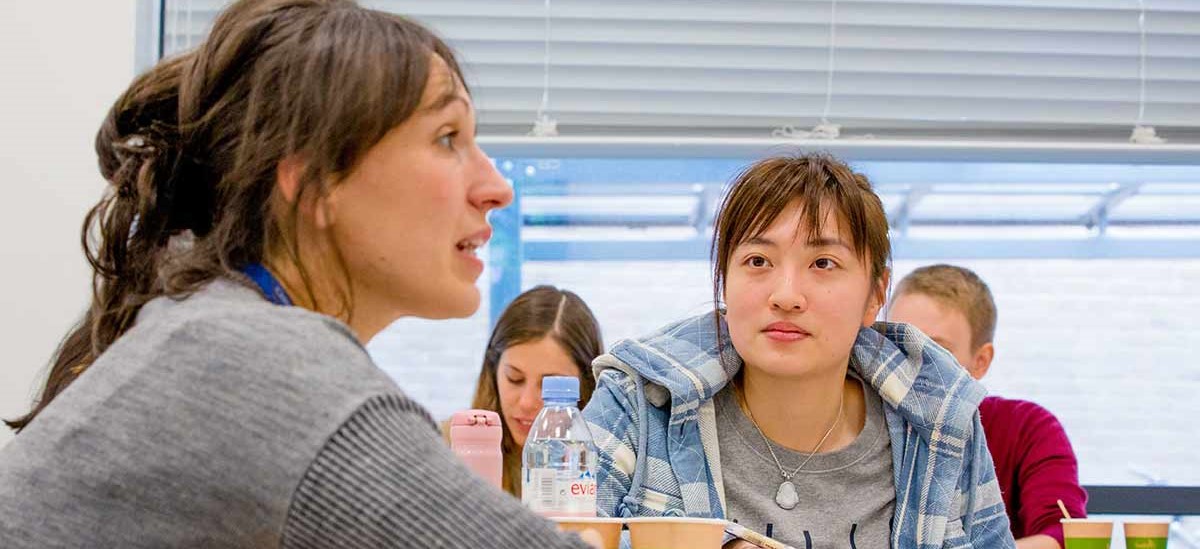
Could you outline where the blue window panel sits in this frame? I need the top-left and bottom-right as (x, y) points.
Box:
(1110, 196), (1200, 224)
(487, 176), (522, 328)
(911, 194), (1100, 224)
(488, 157), (1200, 324)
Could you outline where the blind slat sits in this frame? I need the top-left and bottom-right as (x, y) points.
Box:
(425, 17), (1200, 57)
(452, 43), (1200, 82)
(165, 0), (1200, 142)
(379, 0), (1200, 35)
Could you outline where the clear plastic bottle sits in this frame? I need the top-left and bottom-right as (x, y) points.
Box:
(521, 376), (598, 517)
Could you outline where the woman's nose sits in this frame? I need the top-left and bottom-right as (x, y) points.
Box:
(517, 383), (542, 414)
(470, 148), (513, 213)
(769, 273), (808, 312)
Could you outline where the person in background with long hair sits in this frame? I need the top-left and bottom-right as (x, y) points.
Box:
(466, 285), (603, 497)
(0, 1), (596, 547)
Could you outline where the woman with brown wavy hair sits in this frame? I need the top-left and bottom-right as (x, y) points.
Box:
(0, 1), (595, 547)
(469, 285), (603, 497)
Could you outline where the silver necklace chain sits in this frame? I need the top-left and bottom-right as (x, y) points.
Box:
(737, 382), (845, 481)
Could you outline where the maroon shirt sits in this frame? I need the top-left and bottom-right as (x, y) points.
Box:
(980, 396), (1088, 546)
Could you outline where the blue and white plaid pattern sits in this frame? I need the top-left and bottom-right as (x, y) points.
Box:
(582, 312), (1015, 548)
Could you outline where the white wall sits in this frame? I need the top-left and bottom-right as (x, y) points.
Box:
(0, 3), (137, 449)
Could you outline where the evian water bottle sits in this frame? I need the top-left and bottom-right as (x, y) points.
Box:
(521, 376), (598, 517)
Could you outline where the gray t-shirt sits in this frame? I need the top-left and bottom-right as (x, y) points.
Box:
(0, 278), (589, 549)
(717, 375), (895, 548)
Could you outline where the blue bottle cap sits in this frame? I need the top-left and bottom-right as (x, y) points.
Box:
(541, 376), (580, 402)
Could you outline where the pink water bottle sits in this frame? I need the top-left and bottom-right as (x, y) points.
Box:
(449, 409), (503, 489)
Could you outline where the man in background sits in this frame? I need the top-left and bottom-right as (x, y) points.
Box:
(888, 264), (1087, 549)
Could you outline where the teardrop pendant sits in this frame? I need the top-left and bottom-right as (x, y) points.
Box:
(775, 480), (799, 510)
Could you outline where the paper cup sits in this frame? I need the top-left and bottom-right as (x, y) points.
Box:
(552, 517), (624, 549)
(626, 517), (726, 549)
(1061, 519), (1114, 549)
(1124, 521), (1170, 549)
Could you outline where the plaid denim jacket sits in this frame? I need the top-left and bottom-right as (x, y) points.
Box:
(582, 312), (1016, 548)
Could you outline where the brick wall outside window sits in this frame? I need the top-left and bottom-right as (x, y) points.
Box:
(369, 258), (1200, 487)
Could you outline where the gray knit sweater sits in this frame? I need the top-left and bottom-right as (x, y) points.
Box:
(0, 279), (589, 548)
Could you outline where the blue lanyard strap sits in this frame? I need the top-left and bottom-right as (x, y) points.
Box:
(241, 263), (293, 306)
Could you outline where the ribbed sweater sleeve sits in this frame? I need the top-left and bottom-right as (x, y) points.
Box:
(281, 394), (591, 549)
(981, 397), (1087, 546)
(1011, 403), (1087, 545)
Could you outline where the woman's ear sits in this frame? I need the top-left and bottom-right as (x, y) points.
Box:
(863, 268), (891, 325)
(275, 155), (335, 229)
(876, 268), (891, 310)
(275, 155), (304, 203)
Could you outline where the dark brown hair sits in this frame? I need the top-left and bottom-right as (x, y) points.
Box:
(8, 0), (464, 431)
(893, 264), (997, 350)
(711, 152), (892, 335)
(470, 285), (604, 497)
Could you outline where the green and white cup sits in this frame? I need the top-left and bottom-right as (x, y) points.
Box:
(1124, 521), (1170, 549)
(1062, 518), (1113, 549)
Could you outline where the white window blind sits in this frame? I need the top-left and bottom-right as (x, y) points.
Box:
(162, 0), (1200, 144)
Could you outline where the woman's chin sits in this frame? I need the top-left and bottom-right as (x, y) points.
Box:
(419, 286), (480, 319)
(449, 286), (482, 317)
